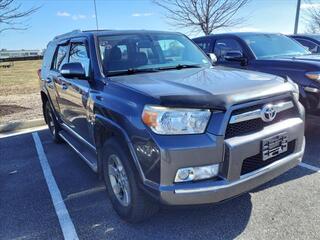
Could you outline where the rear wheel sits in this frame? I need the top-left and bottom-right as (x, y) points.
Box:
(102, 140), (159, 223)
(45, 101), (62, 143)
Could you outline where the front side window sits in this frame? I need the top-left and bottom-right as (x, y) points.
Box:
(242, 34), (310, 59)
(98, 33), (211, 75)
(214, 39), (243, 62)
(52, 45), (68, 71)
(195, 40), (212, 53)
(69, 43), (90, 77)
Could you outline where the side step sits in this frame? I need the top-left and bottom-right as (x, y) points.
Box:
(59, 130), (98, 172)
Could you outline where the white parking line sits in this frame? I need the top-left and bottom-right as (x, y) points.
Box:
(299, 162), (320, 173)
(32, 133), (79, 240)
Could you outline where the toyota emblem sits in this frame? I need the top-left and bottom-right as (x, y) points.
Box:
(261, 104), (277, 122)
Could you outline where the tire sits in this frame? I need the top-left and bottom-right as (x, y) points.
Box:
(102, 140), (159, 223)
(45, 101), (63, 143)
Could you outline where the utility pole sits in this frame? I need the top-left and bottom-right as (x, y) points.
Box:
(93, 0), (99, 30)
(294, 0), (302, 34)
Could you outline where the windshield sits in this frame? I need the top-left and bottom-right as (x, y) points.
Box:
(242, 34), (310, 59)
(98, 33), (211, 75)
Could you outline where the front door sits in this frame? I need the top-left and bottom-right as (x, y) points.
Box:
(55, 40), (93, 144)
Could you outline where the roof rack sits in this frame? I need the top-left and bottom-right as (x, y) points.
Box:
(54, 30), (82, 40)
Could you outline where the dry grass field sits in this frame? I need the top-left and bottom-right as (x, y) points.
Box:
(0, 60), (43, 124)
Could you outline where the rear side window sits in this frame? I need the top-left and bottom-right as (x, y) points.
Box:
(214, 38), (243, 62)
(41, 42), (56, 75)
(52, 45), (69, 71)
(69, 43), (90, 77)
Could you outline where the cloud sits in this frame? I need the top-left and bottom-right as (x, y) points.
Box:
(236, 27), (261, 32)
(57, 11), (71, 17)
(72, 14), (87, 21)
(301, 3), (320, 10)
(132, 12), (153, 17)
(57, 11), (88, 21)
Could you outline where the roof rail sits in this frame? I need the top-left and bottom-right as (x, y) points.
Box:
(82, 29), (111, 32)
(54, 29), (82, 40)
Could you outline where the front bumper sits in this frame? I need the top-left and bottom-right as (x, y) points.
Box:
(156, 118), (305, 205)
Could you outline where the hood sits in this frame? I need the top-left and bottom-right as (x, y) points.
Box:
(110, 67), (294, 110)
(271, 54), (320, 65)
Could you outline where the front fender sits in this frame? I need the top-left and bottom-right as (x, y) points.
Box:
(94, 114), (158, 191)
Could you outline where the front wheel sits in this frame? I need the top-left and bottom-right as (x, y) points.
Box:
(45, 101), (63, 143)
(102, 140), (159, 223)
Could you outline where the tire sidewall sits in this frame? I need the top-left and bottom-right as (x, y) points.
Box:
(102, 141), (139, 219)
(45, 101), (61, 142)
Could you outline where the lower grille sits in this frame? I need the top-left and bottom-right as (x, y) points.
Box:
(241, 141), (295, 175)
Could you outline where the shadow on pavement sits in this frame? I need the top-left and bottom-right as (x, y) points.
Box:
(122, 193), (252, 240)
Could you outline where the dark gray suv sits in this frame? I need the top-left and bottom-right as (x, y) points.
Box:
(39, 30), (305, 222)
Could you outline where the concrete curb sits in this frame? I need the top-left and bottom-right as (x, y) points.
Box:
(0, 118), (46, 133)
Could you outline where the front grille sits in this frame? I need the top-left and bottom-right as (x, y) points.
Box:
(225, 99), (298, 139)
(241, 141), (295, 175)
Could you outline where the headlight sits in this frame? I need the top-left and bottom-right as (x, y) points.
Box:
(142, 105), (211, 135)
(305, 71), (320, 82)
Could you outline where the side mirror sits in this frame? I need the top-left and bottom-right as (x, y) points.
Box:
(60, 62), (86, 79)
(224, 51), (247, 65)
(224, 51), (243, 61)
(207, 53), (217, 64)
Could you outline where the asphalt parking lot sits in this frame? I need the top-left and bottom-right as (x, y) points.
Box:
(1, 118), (320, 240)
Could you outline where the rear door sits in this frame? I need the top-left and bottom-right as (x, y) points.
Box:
(55, 38), (93, 144)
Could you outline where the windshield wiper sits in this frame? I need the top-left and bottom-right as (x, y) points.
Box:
(107, 68), (159, 76)
(157, 64), (202, 71)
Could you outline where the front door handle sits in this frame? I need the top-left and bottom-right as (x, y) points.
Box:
(45, 78), (52, 83)
(62, 83), (68, 90)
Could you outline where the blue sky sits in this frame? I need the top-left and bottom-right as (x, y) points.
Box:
(0, 0), (318, 50)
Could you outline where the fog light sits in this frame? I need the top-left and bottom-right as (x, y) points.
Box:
(175, 164), (219, 183)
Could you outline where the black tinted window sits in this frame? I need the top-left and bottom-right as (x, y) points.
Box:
(69, 43), (90, 77)
(195, 39), (212, 53)
(295, 38), (319, 53)
(52, 45), (68, 71)
(214, 39), (243, 62)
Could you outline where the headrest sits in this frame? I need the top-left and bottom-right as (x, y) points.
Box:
(110, 46), (122, 61)
(135, 52), (148, 65)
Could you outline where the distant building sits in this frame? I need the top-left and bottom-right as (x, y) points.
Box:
(0, 49), (43, 59)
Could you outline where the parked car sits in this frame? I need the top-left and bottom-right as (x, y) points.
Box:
(193, 33), (320, 115)
(39, 30), (305, 222)
(288, 34), (320, 54)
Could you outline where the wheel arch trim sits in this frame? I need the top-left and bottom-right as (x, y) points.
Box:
(94, 114), (159, 190)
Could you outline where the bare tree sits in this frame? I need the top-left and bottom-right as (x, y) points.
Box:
(0, 0), (39, 33)
(153, 0), (250, 35)
(303, 0), (320, 33)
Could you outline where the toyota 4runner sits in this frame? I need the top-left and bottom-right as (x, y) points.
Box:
(39, 30), (305, 223)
